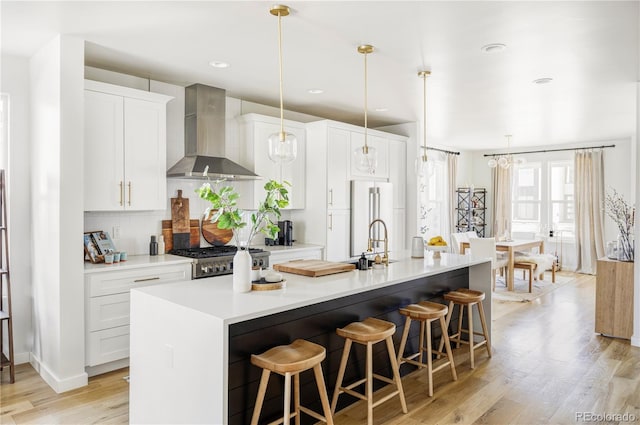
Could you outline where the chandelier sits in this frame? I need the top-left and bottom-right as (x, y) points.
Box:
(487, 135), (525, 169)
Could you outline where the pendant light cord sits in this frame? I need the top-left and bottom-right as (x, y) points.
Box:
(422, 73), (427, 161)
(363, 51), (369, 153)
(277, 11), (285, 141)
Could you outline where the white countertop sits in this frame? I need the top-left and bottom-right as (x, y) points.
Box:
(132, 253), (488, 325)
(84, 254), (193, 274)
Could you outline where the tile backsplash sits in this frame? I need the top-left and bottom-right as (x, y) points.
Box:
(84, 179), (291, 255)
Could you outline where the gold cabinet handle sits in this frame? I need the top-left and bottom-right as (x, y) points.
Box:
(119, 181), (123, 206)
(328, 213), (333, 230)
(128, 182), (132, 206)
(134, 277), (160, 283)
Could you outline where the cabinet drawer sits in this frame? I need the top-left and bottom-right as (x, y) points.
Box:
(86, 325), (130, 366)
(87, 264), (191, 297)
(88, 293), (130, 332)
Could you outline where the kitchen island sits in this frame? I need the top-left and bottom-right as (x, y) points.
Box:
(129, 253), (491, 424)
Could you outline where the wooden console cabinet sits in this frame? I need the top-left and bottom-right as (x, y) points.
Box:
(595, 257), (634, 339)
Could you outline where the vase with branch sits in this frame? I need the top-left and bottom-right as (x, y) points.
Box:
(197, 179), (290, 292)
(604, 188), (635, 262)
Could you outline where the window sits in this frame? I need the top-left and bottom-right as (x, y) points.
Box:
(420, 154), (447, 240)
(511, 158), (574, 238)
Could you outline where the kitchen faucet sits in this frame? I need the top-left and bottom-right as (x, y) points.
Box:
(367, 219), (389, 266)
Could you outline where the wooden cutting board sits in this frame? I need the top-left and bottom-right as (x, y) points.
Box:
(273, 260), (356, 277)
(201, 210), (233, 246)
(162, 220), (199, 252)
(171, 190), (190, 249)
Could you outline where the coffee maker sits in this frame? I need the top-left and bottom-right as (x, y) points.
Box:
(278, 220), (293, 246)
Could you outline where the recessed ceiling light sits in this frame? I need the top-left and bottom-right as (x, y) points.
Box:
(375, 107), (389, 112)
(533, 77), (553, 84)
(307, 88), (324, 94)
(209, 61), (229, 69)
(481, 43), (506, 53)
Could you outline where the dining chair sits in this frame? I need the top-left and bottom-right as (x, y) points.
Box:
(451, 232), (469, 255)
(469, 237), (508, 290)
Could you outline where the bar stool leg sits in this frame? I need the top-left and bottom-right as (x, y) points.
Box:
(331, 339), (352, 414)
(467, 303), (475, 369)
(438, 301), (455, 357)
(477, 301), (492, 357)
(294, 373), (301, 425)
(418, 320), (426, 365)
(439, 316), (458, 381)
(456, 304), (464, 349)
(396, 316), (412, 366)
(312, 364), (334, 425)
(284, 372), (292, 425)
(425, 319), (433, 397)
(385, 336), (408, 414)
(251, 368), (271, 425)
(366, 341), (374, 425)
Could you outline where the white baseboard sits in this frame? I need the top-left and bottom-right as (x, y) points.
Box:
(29, 352), (88, 393)
(14, 351), (31, 365)
(631, 335), (640, 347)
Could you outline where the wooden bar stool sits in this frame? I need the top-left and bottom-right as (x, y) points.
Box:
(396, 301), (458, 396)
(250, 339), (333, 425)
(331, 317), (407, 425)
(438, 288), (491, 369)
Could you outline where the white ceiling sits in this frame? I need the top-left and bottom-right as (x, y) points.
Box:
(1, 1), (638, 150)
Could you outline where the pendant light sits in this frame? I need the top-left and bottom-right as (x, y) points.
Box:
(267, 5), (297, 164)
(487, 135), (526, 168)
(353, 44), (378, 174)
(416, 70), (431, 176)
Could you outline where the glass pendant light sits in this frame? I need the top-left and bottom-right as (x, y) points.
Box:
(487, 134), (525, 169)
(415, 70), (431, 177)
(268, 5), (297, 164)
(353, 44), (378, 174)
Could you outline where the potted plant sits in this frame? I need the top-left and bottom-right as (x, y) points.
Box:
(196, 179), (290, 292)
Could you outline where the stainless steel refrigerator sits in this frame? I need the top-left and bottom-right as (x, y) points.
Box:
(350, 181), (393, 258)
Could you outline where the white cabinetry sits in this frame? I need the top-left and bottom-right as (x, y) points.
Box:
(84, 260), (191, 375)
(265, 245), (323, 265)
(389, 139), (407, 251)
(84, 80), (173, 211)
(293, 120), (407, 261)
(237, 113), (306, 209)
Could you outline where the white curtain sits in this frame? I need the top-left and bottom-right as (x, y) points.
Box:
(446, 153), (458, 239)
(492, 166), (512, 239)
(574, 150), (605, 274)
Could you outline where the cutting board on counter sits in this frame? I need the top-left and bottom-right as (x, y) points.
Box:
(171, 190), (191, 249)
(162, 220), (200, 252)
(273, 260), (355, 277)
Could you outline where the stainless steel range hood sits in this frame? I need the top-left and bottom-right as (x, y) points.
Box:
(167, 84), (259, 180)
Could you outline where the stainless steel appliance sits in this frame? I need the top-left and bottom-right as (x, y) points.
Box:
(350, 181), (393, 257)
(169, 246), (270, 279)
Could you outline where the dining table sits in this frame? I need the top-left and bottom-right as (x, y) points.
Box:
(461, 239), (545, 291)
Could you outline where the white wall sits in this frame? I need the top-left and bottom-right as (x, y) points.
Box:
(30, 35), (87, 392)
(0, 55), (33, 364)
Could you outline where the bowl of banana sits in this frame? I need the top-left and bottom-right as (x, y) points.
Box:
(426, 236), (448, 259)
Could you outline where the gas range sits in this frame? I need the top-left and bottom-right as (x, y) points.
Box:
(169, 246), (270, 279)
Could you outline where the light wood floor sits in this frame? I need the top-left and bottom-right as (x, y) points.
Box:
(1, 272), (639, 424)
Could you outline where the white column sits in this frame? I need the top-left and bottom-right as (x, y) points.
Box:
(632, 82), (640, 348)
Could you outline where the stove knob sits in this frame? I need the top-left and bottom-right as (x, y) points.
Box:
(200, 265), (208, 273)
(220, 265), (227, 272)
(214, 265), (220, 272)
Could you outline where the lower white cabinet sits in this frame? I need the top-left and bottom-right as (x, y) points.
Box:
(267, 246), (323, 265)
(326, 210), (351, 261)
(84, 261), (192, 372)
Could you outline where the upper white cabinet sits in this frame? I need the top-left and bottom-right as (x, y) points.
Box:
(84, 80), (173, 211)
(327, 127), (351, 210)
(237, 113), (306, 210)
(389, 139), (406, 209)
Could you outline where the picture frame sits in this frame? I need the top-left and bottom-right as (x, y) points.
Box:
(83, 232), (103, 263)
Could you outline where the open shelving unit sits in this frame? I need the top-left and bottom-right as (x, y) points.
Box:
(455, 187), (486, 237)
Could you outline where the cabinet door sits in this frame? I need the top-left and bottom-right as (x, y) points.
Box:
(87, 325), (130, 366)
(84, 90), (124, 211)
(124, 98), (167, 210)
(326, 210), (350, 261)
(350, 132), (389, 179)
(389, 140), (406, 209)
(249, 120), (306, 209)
(327, 127), (351, 209)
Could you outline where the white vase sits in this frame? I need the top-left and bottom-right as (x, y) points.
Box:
(233, 248), (252, 292)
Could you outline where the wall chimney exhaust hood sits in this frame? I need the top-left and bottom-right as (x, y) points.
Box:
(167, 84), (259, 180)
